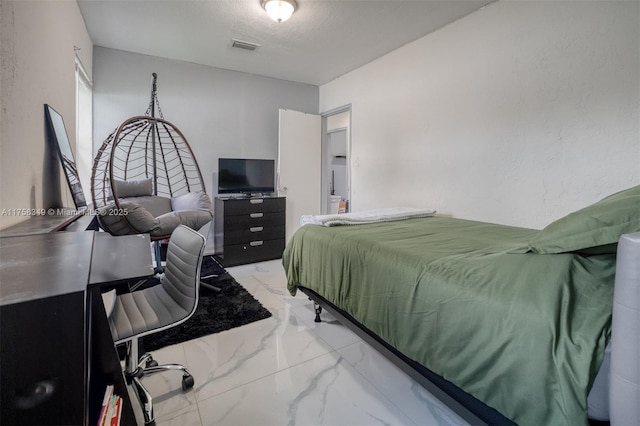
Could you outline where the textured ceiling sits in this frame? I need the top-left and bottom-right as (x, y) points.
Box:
(78, 0), (493, 86)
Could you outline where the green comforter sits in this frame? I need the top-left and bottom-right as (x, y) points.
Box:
(283, 216), (615, 425)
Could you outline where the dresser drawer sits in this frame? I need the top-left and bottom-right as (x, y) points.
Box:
(223, 239), (285, 266)
(222, 197), (285, 215)
(214, 196), (286, 267)
(223, 211), (284, 229)
(223, 225), (285, 245)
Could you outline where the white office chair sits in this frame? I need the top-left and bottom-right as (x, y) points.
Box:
(107, 225), (206, 425)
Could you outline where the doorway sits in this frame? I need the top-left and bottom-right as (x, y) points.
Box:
(277, 106), (351, 241)
(321, 107), (351, 214)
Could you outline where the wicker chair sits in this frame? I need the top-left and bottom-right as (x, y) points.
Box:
(91, 74), (212, 243)
(91, 115), (212, 241)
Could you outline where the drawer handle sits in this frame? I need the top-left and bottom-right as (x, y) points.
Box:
(250, 240), (264, 247)
(250, 226), (264, 232)
(250, 198), (264, 204)
(250, 213), (264, 219)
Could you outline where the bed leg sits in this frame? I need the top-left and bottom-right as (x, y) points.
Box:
(314, 303), (322, 323)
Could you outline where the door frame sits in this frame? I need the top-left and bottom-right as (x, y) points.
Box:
(321, 104), (352, 214)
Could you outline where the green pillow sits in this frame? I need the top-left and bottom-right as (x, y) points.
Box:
(529, 185), (640, 254)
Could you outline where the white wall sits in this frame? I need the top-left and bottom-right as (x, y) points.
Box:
(320, 1), (640, 229)
(93, 47), (318, 198)
(0, 0), (93, 229)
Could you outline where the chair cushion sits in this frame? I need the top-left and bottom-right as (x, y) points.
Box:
(113, 178), (153, 198)
(98, 194), (210, 238)
(153, 209), (213, 237)
(109, 283), (191, 342)
(123, 195), (172, 218)
(98, 202), (159, 236)
(171, 191), (212, 212)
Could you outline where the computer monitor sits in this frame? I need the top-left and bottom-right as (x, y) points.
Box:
(44, 104), (87, 209)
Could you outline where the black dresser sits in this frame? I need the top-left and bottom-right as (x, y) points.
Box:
(214, 197), (286, 267)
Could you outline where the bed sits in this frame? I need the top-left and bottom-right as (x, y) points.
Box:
(283, 185), (640, 425)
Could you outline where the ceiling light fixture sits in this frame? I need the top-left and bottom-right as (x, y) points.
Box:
(262, 0), (296, 23)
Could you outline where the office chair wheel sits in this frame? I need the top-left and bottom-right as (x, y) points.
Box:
(181, 374), (194, 391)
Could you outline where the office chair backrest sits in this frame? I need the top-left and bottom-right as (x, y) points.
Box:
(160, 225), (206, 317)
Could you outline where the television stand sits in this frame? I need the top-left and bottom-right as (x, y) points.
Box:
(248, 192), (268, 198)
(213, 196), (285, 267)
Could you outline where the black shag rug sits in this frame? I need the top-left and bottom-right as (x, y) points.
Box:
(133, 255), (272, 352)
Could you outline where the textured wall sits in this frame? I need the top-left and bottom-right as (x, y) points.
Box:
(0, 0), (93, 229)
(320, 1), (639, 229)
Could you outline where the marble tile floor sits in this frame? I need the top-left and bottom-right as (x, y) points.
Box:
(130, 259), (469, 426)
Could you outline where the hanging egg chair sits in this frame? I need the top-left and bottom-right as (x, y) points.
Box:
(91, 73), (213, 241)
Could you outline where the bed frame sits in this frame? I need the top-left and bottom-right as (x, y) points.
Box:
(301, 287), (512, 425)
(298, 232), (640, 425)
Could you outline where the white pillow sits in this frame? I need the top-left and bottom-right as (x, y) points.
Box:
(171, 191), (212, 212)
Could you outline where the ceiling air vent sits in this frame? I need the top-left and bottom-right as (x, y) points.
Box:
(231, 39), (261, 52)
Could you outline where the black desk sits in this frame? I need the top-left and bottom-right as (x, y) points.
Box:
(0, 231), (152, 425)
(0, 209), (96, 238)
(90, 232), (154, 285)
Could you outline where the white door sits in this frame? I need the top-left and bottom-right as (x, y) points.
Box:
(277, 109), (322, 242)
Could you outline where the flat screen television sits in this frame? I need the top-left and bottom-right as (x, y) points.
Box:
(218, 158), (275, 195)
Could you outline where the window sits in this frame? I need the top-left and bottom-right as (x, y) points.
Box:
(75, 57), (93, 205)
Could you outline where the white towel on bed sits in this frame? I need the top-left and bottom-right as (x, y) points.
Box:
(300, 207), (436, 227)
